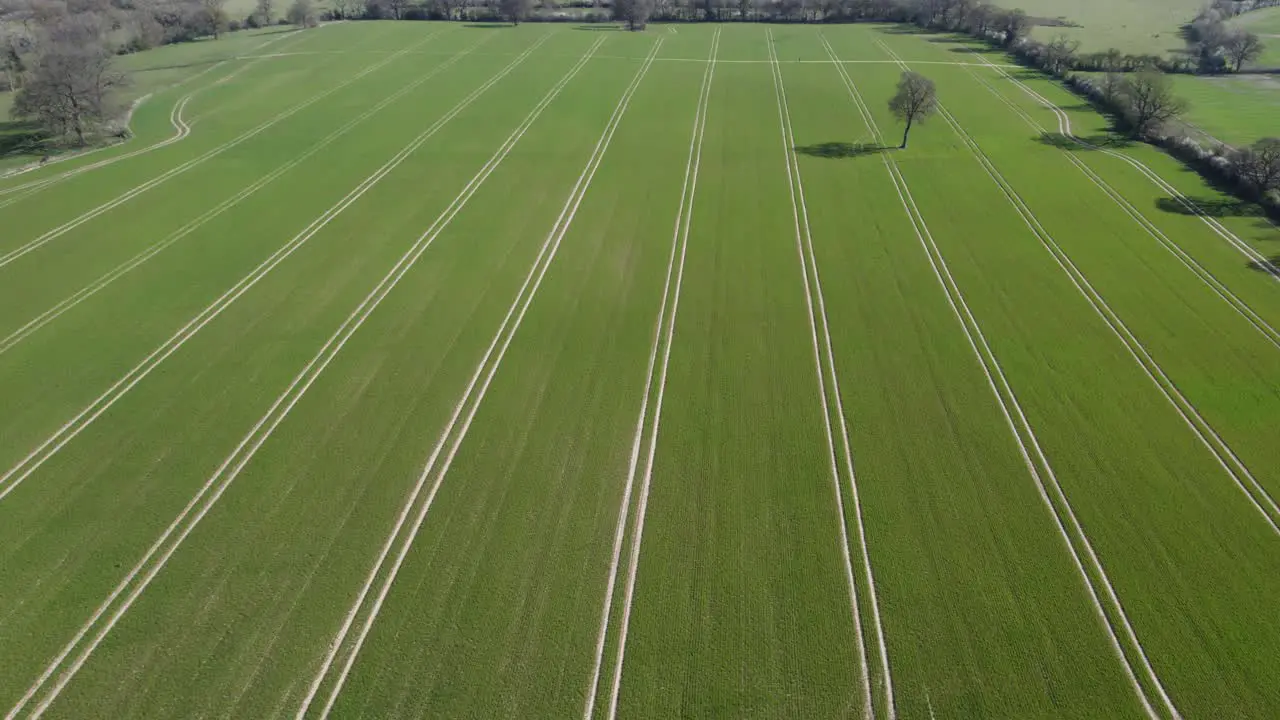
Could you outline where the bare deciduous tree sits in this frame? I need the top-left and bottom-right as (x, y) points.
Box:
(966, 2), (994, 36)
(286, 0), (317, 25)
(1234, 137), (1280, 193)
(11, 14), (125, 145)
(384, 0), (408, 18)
(1118, 69), (1187, 137)
(0, 26), (35, 91)
(888, 70), (937, 149)
(1096, 47), (1125, 100)
(499, 0), (530, 23)
(1043, 33), (1079, 75)
(998, 7), (1029, 47)
(614, 0), (651, 29)
(1224, 30), (1264, 72)
(253, 0), (272, 25)
(199, 0), (228, 38)
(330, 0), (360, 18)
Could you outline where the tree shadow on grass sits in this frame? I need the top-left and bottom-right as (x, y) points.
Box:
(463, 22), (514, 28)
(245, 27), (296, 37)
(1155, 196), (1265, 217)
(880, 24), (932, 36)
(131, 59), (226, 74)
(1247, 255), (1280, 275)
(1006, 68), (1045, 81)
(575, 24), (623, 30)
(0, 121), (48, 162)
(1036, 132), (1135, 150)
(794, 141), (886, 159)
(928, 34), (986, 49)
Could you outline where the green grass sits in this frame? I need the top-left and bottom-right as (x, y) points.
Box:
(1, 20), (1279, 720)
(987, 0), (1202, 55)
(1228, 5), (1280, 69)
(1237, 5), (1280, 34)
(0, 26), (304, 173)
(1169, 73), (1280, 146)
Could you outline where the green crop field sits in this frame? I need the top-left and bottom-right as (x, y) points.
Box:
(2, 19), (1280, 719)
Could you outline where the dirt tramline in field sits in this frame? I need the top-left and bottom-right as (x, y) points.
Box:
(0, 20), (1277, 720)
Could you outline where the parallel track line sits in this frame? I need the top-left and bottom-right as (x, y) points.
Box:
(582, 28), (718, 720)
(0, 32), (491, 358)
(297, 37), (660, 720)
(769, 30), (892, 719)
(975, 54), (1280, 279)
(3, 30), (559, 720)
(827, 33), (1173, 720)
(0, 28), (308, 200)
(0, 29), (435, 270)
(880, 39), (1280, 535)
(957, 57), (1280, 350)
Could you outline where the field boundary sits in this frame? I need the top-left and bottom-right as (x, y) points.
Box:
(0, 28), (436, 271)
(876, 39), (1280, 536)
(956, 63), (1280, 351)
(0, 31), (493, 359)
(0, 29), (563, 720)
(0, 28), (306, 196)
(0, 28), (551, 510)
(582, 28), (719, 720)
(296, 36), (659, 720)
(0, 98), (191, 210)
(823, 31), (1175, 720)
(975, 54), (1280, 279)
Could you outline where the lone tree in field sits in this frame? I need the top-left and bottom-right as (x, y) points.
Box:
(888, 71), (938, 149)
(286, 0), (319, 27)
(1118, 69), (1187, 137)
(500, 0), (532, 24)
(614, 0), (652, 30)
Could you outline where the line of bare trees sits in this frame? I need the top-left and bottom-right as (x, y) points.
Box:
(898, 0), (1278, 209)
(1184, 0), (1267, 73)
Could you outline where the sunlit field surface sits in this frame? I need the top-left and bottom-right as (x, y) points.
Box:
(1, 20), (1278, 720)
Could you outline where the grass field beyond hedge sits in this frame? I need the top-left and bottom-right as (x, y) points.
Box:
(0, 20), (1278, 720)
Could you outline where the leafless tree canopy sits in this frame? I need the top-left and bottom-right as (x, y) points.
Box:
(253, 0), (273, 25)
(10, 11), (126, 145)
(1118, 70), (1188, 137)
(614, 0), (652, 29)
(1234, 138), (1280, 194)
(498, 0), (530, 23)
(888, 70), (937, 149)
(198, 0), (228, 38)
(1000, 7), (1029, 47)
(1042, 34), (1079, 76)
(286, 0), (318, 25)
(1223, 30), (1264, 72)
(329, 0), (361, 18)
